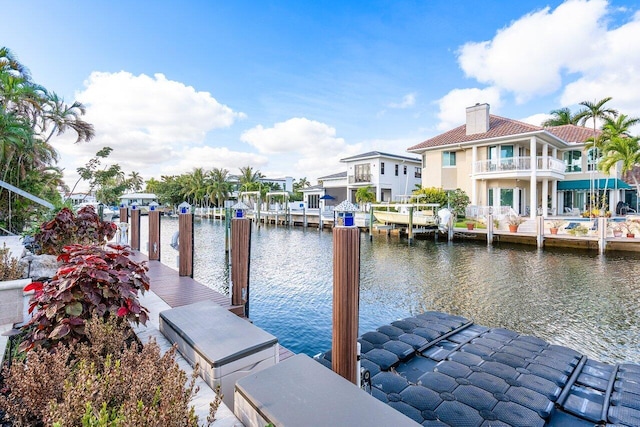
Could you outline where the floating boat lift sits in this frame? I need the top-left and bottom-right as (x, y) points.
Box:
(316, 311), (640, 426)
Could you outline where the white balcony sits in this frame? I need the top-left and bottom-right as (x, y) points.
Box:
(473, 156), (565, 178)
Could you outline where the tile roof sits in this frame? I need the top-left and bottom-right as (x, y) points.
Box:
(408, 115), (544, 151)
(318, 171), (347, 180)
(407, 116), (599, 152)
(341, 151), (420, 162)
(544, 124), (599, 143)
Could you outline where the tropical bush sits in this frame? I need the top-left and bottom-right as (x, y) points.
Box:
(1, 315), (200, 427)
(19, 243), (150, 352)
(33, 206), (117, 255)
(411, 187), (470, 217)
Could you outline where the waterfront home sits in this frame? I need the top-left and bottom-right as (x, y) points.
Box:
(118, 192), (159, 213)
(407, 103), (633, 218)
(303, 151), (423, 208)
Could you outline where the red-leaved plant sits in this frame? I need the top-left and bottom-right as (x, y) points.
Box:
(34, 206), (117, 255)
(19, 243), (150, 352)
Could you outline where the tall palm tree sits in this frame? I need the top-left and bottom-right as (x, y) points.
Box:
(208, 167), (230, 207)
(184, 168), (208, 206)
(40, 92), (95, 143)
(575, 97), (619, 212)
(238, 165), (262, 192)
(541, 107), (580, 127)
(127, 171), (144, 192)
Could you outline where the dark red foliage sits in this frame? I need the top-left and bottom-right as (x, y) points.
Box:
(34, 206), (117, 255)
(19, 244), (150, 352)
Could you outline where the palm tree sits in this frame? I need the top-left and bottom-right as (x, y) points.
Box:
(40, 92), (94, 143)
(575, 97), (619, 212)
(208, 167), (231, 207)
(355, 185), (375, 205)
(127, 171), (144, 192)
(238, 165), (262, 192)
(184, 168), (208, 206)
(600, 136), (640, 201)
(541, 107), (580, 127)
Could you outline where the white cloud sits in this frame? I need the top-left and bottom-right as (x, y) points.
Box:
(50, 71), (247, 189)
(435, 87), (502, 130)
(160, 146), (268, 176)
(389, 93), (417, 109)
(520, 113), (550, 127)
(241, 117), (348, 156)
(457, 0), (608, 103)
(561, 10), (640, 119)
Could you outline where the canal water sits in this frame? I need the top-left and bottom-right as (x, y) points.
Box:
(138, 216), (640, 365)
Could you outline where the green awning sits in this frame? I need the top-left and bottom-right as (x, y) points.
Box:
(557, 178), (632, 191)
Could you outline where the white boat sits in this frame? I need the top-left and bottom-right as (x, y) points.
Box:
(372, 203), (441, 227)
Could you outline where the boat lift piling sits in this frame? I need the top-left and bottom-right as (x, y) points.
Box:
(407, 206), (414, 244)
(230, 203), (251, 318)
(332, 202), (360, 384)
(178, 202), (194, 278)
(130, 203), (141, 251)
(148, 202), (161, 261)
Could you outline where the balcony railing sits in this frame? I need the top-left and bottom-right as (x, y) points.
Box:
(348, 174), (372, 183)
(473, 156), (565, 175)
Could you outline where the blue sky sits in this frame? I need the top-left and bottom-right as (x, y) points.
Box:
(2, 0), (640, 188)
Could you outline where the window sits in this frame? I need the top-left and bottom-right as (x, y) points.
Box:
(563, 150), (582, 172)
(308, 194), (319, 209)
(381, 162), (385, 174)
(403, 165), (407, 175)
(586, 148), (600, 171)
(443, 151), (456, 167)
(354, 163), (371, 182)
(415, 167), (422, 178)
(395, 164), (399, 176)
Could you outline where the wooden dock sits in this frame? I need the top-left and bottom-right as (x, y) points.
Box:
(131, 251), (295, 361)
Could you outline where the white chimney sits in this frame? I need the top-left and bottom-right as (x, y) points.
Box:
(466, 103), (490, 135)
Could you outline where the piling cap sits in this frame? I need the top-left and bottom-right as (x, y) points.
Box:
(149, 201), (159, 211)
(178, 201), (191, 214)
(231, 201), (251, 211)
(334, 200), (358, 213)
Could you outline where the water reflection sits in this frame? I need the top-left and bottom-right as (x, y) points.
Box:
(138, 216), (640, 364)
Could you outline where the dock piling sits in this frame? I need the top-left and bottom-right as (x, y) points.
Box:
(332, 222), (360, 384)
(178, 207), (194, 277)
(231, 217), (251, 318)
(130, 207), (141, 251)
(148, 207), (161, 261)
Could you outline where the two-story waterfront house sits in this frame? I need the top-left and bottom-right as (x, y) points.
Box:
(341, 151), (422, 203)
(407, 103), (632, 218)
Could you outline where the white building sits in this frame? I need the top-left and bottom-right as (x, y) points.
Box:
(341, 151), (422, 202)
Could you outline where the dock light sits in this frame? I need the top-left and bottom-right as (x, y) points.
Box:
(149, 201), (159, 212)
(231, 201), (250, 218)
(131, 202), (138, 211)
(335, 200), (358, 227)
(119, 201), (128, 209)
(178, 201), (191, 214)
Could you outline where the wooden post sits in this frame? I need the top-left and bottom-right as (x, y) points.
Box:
(448, 213), (454, 241)
(537, 216), (544, 249)
(487, 214), (494, 246)
(148, 209), (161, 261)
(119, 206), (128, 223)
(369, 208), (374, 241)
(303, 206), (307, 228)
(231, 218), (251, 317)
(408, 206), (414, 244)
(332, 226), (360, 384)
(178, 211), (194, 277)
(599, 216), (607, 254)
(225, 207), (230, 253)
(130, 208), (141, 251)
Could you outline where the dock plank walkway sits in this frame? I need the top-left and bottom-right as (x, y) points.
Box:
(130, 251), (295, 361)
